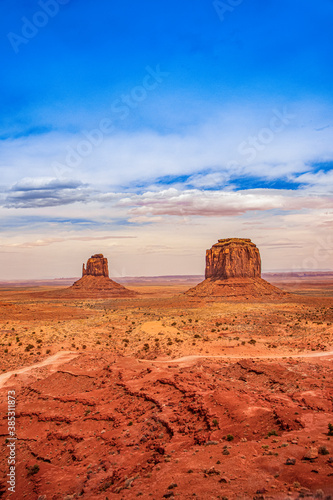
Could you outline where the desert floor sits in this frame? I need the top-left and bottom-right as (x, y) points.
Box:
(0, 275), (332, 500)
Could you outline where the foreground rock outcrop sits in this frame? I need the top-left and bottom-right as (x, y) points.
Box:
(68, 254), (137, 297)
(1, 352), (332, 499)
(186, 238), (285, 298)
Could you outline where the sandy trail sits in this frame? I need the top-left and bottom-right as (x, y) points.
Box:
(1, 349), (332, 389)
(146, 349), (333, 364)
(0, 351), (79, 389)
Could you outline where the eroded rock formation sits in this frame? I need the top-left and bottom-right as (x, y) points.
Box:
(82, 254), (109, 277)
(68, 254), (137, 297)
(186, 238), (285, 298)
(205, 238), (261, 279)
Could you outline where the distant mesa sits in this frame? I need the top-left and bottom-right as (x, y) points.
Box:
(68, 254), (137, 297)
(186, 238), (286, 298)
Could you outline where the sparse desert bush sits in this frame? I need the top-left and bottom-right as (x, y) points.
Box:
(267, 430), (278, 437)
(318, 446), (329, 455)
(25, 344), (34, 352)
(27, 464), (39, 476)
(328, 423), (333, 436)
(226, 434), (234, 441)
(248, 339), (256, 345)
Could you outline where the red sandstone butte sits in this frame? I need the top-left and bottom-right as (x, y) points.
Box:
(186, 238), (285, 298)
(82, 253), (109, 277)
(68, 254), (137, 297)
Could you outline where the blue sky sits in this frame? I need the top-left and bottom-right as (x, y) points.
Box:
(0, 0), (333, 278)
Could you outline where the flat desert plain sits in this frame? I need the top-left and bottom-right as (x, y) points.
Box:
(0, 273), (333, 500)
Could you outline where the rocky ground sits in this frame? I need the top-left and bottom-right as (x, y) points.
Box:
(0, 279), (332, 499)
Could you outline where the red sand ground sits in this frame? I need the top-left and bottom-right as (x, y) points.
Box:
(0, 274), (332, 499)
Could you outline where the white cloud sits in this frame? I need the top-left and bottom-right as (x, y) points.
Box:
(1, 101), (332, 192)
(1, 235), (137, 249)
(115, 187), (332, 218)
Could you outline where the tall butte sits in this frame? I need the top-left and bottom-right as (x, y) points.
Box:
(68, 254), (137, 297)
(185, 238), (285, 298)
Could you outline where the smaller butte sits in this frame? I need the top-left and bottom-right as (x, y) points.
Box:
(67, 254), (137, 297)
(185, 238), (286, 298)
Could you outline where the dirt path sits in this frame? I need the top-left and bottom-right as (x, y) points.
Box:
(1, 348), (332, 389)
(0, 351), (79, 389)
(145, 349), (333, 364)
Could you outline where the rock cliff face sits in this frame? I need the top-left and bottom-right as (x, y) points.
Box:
(205, 238), (261, 279)
(186, 238), (285, 298)
(68, 254), (137, 297)
(82, 254), (109, 277)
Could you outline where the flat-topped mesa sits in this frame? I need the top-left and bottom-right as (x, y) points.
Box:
(205, 238), (261, 280)
(185, 237), (286, 298)
(82, 254), (109, 277)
